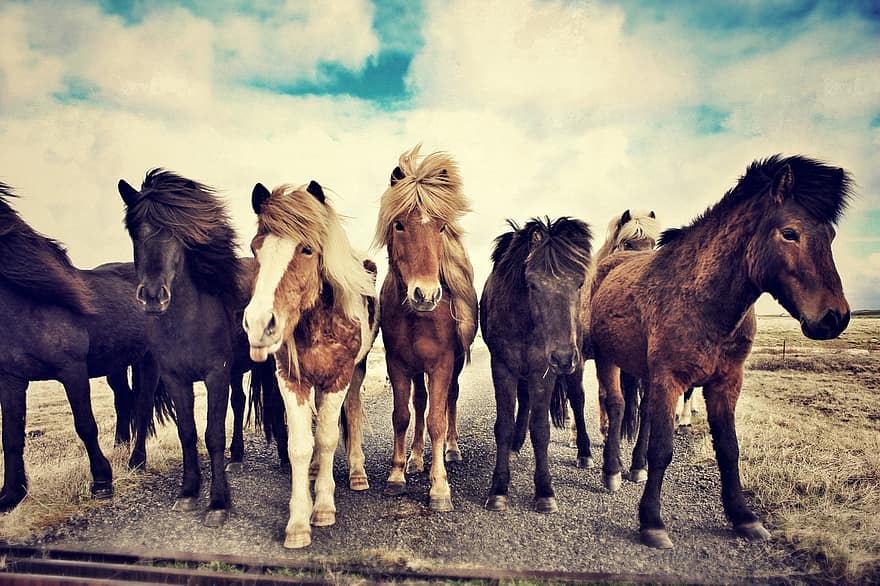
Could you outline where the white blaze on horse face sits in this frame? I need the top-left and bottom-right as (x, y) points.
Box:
(243, 234), (297, 360)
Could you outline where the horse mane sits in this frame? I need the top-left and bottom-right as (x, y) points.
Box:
(491, 216), (593, 301)
(595, 209), (660, 261)
(125, 169), (243, 304)
(0, 182), (97, 314)
(659, 155), (853, 247)
(375, 145), (478, 358)
(259, 184), (376, 355)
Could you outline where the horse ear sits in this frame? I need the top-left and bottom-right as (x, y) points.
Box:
(306, 180), (325, 203)
(619, 209), (631, 227)
(118, 179), (139, 207)
(390, 166), (405, 186)
(771, 164), (794, 204)
(251, 183), (270, 214)
(649, 210), (656, 218)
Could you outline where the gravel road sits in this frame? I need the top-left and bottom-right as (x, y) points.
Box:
(41, 345), (802, 583)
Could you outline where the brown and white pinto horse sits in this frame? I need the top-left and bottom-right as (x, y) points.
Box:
(590, 155), (852, 549)
(243, 181), (377, 548)
(375, 145), (478, 511)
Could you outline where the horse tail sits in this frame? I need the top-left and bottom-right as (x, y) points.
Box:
(249, 357), (286, 444)
(621, 371), (641, 442)
(550, 376), (568, 429)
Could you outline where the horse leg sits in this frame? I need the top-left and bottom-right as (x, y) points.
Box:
(595, 358), (623, 492)
(703, 376), (771, 541)
(385, 362), (412, 496)
(630, 389), (650, 483)
(406, 374), (426, 474)
(343, 356), (369, 491)
(598, 383), (609, 442)
(567, 402), (578, 449)
(486, 359), (517, 511)
(510, 378), (529, 459)
(280, 382), (314, 549)
(203, 369), (231, 527)
(677, 387), (694, 433)
(312, 388), (346, 527)
(106, 368), (132, 446)
(638, 380), (679, 549)
(166, 376), (201, 514)
(129, 354), (158, 471)
(426, 362), (455, 511)
(0, 375), (29, 511)
(566, 368), (594, 469)
(529, 375), (557, 513)
(225, 373), (245, 473)
(444, 355), (464, 463)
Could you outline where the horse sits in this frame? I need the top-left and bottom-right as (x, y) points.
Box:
(0, 183), (170, 512)
(117, 169), (284, 527)
(481, 217), (593, 513)
(374, 145), (478, 512)
(590, 155), (852, 549)
(243, 180), (377, 548)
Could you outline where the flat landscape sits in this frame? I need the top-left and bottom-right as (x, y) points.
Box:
(1, 315), (877, 583)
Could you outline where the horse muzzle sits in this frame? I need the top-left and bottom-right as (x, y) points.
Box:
(242, 309), (282, 361)
(136, 283), (171, 315)
(548, 346), (579, 376)
(408, 284), (442, 313)
(800, 308), (850, 340)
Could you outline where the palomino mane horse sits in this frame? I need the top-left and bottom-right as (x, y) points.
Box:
(118, 169), (283, 527)
(0, 182), (169, 512)
(374, 145), (478, 511)
(590, 154), (852, 549)
(243, 180), (377, 549)
(481, 217), (593, 513)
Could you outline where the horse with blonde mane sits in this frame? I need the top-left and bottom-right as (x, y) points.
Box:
(243, 181), (377, 549)
(375, 145), (478, 511)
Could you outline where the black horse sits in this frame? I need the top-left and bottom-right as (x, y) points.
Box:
(117, 169), (285, 527)
(481, 217), (594, 513)
(0, 183), (170, 512)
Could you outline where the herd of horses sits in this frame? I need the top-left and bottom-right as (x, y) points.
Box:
(0, 146), (852, 551)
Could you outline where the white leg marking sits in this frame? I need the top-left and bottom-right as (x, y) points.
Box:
(312, 390), (346, 525)
(281, 383), (314, 548)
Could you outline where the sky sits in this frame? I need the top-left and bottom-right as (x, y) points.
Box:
(1, 0), (878, 314)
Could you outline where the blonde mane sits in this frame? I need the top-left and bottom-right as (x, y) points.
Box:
(260, 184), (376, 361)
(374, 145), (478, 359)
(595, 209), (661, 262)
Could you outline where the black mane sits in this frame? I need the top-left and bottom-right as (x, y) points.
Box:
(660, 155), (853, 247)
(125, 169), (243, 304)
(0, 182), (96, 313)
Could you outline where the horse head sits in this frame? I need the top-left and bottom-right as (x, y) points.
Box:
(747, 158), (852, 340)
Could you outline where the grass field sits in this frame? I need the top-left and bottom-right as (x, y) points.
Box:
(1, 316), (878, 582)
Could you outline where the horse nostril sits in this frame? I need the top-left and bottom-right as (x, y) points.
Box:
(158, 286), (170, 303)
(432, 289), (443, 304)
(135, 284), (147, 304)
(821, 310), (841, 331)
(414, 286), (425, 303)
(265, 313), (276, 336)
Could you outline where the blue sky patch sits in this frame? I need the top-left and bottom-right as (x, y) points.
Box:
(51, 77), (100, 103)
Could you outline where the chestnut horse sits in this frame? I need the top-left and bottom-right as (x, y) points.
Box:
(482, 217), (593, 513)
(118, 170), (283, 527)
(375, 145), (478, 511)
(243, 181), (377, 549)
(591, 155), (852, 548)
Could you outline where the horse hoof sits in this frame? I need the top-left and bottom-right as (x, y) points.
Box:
(172, 497), (199, 512)
(311, 510), (336, 527)
(384, 482), (407, 497)
(629, 468), (648, 483)
(534, 497), (559, 513)
(735, 521), (772, 541)
(508, 451), (519, 464)
(576, 456), (595, 469)
(91, 481), (114, 500)
(127, 456), (146, 472)
(641, 528), (674, 549)
(283, 532), (312, 549)
(568, 439), (577, 449)
(603, 472), (622, 492)
(485, 495), (508, 511)
(677, 425), (692, 436)
(349, 475), (370, 491)
(445, 449), (463, 463)
(429, 497), (454, 512)
(204, 509), (228, 527)
(225, 461), (244, 474)
(405, 459), (424, 474)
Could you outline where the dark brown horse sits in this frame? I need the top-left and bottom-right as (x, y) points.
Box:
(590, 155), (852, 548)
(482, 217), (593, 513)
(118, 170), (282, 527)
(0, 183), (170, 512)
(375, 145), (478, 511)
(243, 181), (377, 548)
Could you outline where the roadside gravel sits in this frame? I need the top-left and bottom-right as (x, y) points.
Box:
(40, 345), (802, 583)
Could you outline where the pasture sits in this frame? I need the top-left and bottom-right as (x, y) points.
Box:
(0, 315), (877, 582)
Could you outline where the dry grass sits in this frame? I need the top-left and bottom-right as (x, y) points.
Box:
(693, 315), (880, 582)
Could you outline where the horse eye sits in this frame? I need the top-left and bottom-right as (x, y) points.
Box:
(781, 228), (799, 242)
(578, 280), (585, 289)
(301, 245), (313, 256)
(623, 241), (634, 250)
(393, 220), (404, 232)
(439, 224), (447, 233)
